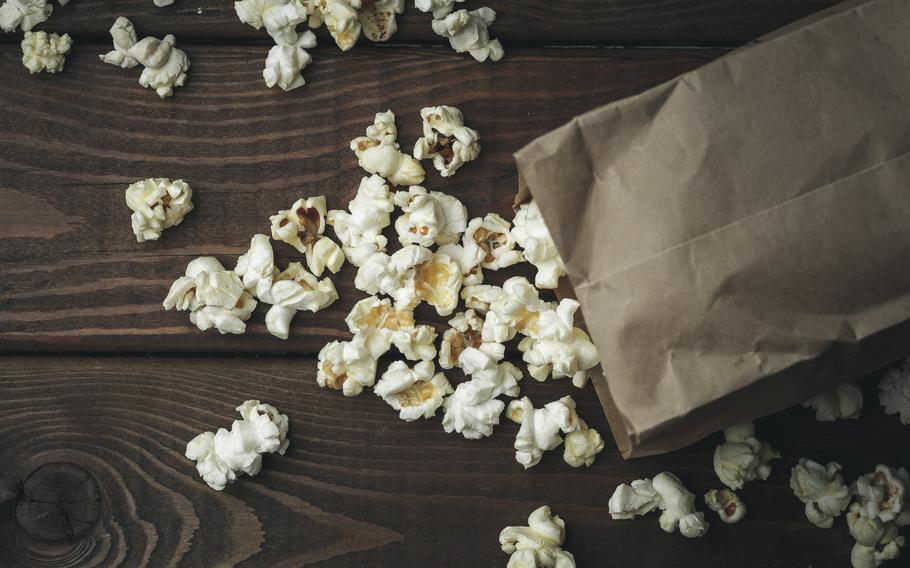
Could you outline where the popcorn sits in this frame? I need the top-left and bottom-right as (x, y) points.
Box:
(563, 425), (604, 468)
(344, 296), (431, 360)
(512, 200), (567, 289)
(431, 8), (504, 63)
(789, 458), (851, 528)
(460, 283), (504, 313)
(317, 332), (388, 396)
(413, 105), (481, 177)
(350, 110), (425, 186)
(704, 489), (746, 524)
(327, 174), (395, 266)
(358, 0), (404, 42)
(482, 276), (552, 343)
(414, 250), (463, 316)
(308, 0), (361, 51)
(264, 262), (338, 339)
(713, 422), (780, 491)
(263, 31), (316, 91)
(125, 178), (194, 243)
(499, 506), (576, 568)
(414, 0), (464, 19)
(0, 0), (52, 33)
(438, 309), (484, 369)
(235, 0), (309, 44)
(847, 503), (906, 568)
(609, 472), (709, 538)
(127, 32), (190, 98)
(391, 324), (437, 361)
(374, 360), (453, 421)
(462, 213), (522, 270)
(235, 233), (276, 300)
(270, 196), (344, 276)
(880, 359), (910, 425)
(442, 344), (522, 439)
(21, 31), (71, 74)
(100, 17), (140, 68)
(437, 241), (484, 286)
(852, 465), (909, 524)
(356, 245), (463, 315)
(393, 186), (468, 247)
(185, 399), (289, 490)
(801, 382), (863, 421)
(154, 0), (175, 6)
(163, 257), (257, 335)
(518, 300), (600, 388)
(506, 395), (601, 470)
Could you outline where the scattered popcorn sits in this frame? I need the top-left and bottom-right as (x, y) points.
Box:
(393, 185), (468, 247)
(704, 489), (746, 524)
(264, 262), (338, 339)
(99, 16), (140, 68)
(518, 299), (600, 388)
(789, 459), (851, 528)
(358, 0), (404, 42)
(437, 241), (484, 286)
(412, 105), (480, 177)
(317, 332), (388, 396)
(163, 257), (257, 335)
(414, 0), (464, 19)
(802, 382), (863, 421)
(506, 395), (601, 469)
(431, 8), (503, 63)
(350, 110), (425, 186)
(438, 309), (484, 369)
(235, 0), (309, 44)
(442, 344), (521, 439)
(499, 506), (576, 568)
(391, 324), (437, 361)
(460, 283), (504, 313)
(308, 0), (361, 51)
(609, 472), (709, 538)
(125, 178), (194, 243)
(414, 250), (463, 316)
(356, 245), (463, 315)
(713, 421), (780, 491)
(462, 213), (522, 270)
(880, 359), (910, 426)
(512, 200), (567, 289)
(563, 424), (604, 468)
(185, 399), (289, 490)
(852, 465), (909, 524)
(345, 295), (415, 335)
(0, 0), (51, 33)
(270, 196), (344, 276)
(20, 30), (71, 74)
(328, 174), (395, 266)
(264, 31), (317, 91)
(847, 501), (907, 568)
(482, 276), (552, 343)
(235, 233), (276, 300)
(374, 360), (453, 421)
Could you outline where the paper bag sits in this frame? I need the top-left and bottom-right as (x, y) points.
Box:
(514, 0), (910, 458)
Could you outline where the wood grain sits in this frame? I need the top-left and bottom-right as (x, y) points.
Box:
(0, 357), (907, 567)
(0, 0), (843, 46)
(0, 44), (721, 354)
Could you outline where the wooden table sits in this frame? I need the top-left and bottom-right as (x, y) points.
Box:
(2, 1), (908, 566)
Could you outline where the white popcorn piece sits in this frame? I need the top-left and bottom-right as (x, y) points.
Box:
(235, 233), (276, 300)
(880, 359), (910, 426)
(499, 506), (576, 568)
(518, 299), (600, 388)
(154, 0), (175, 6)
(506, 395), (592, 469)
(442, 344), (521, 439)
(437, 242), (484, 286)
(308, 0), (361, 51)
(414, 251), (463, 316)
(357, 245), (463, 315)
(350, 110), (425, 186)
(847, 502), (907, 568)
(460, 283), (504, 313)
(438, 309), (483, 369)
(345, 295), (415, 334)
(264, 31), (316, 91)
(713, 421), (780, 491)
(374, 360), (452, 421)
(234, 0), (286, 30)
(125, 178), (194, 243)
(414, 0), (464, 18)
(20, 30), (71, 74)
(265, 262), (338, 339)
(431, 7), (503, 63)
(0, 0), (51, 33)
(393, 185), (468, 246)
(328, 174), (395, 266)
(317, 331), (388, 396)
(852, 465), (910, 524)
(563, 425), (604, 468)
(235, 0), (309, 44)
(789, 459), (851, 528)
(483, 276), (553, 343)
(461, 213), (521, 271)
(100, 16), (140, 68)
(609, 472), (709, 538)
(186, 399), (289, 490)
(391, 324), (437, 361)
(125, 31), (190, 98)
(358, 0), (404, 42)
(163, 257), (257, 335)
(608, 478), (662, 520)
(704, 489), (746, 524)
(413, 105), (481, 177)
(802, 382), (863, 421)
(512, 200), (567, 289)
(270, 195), (344, 276)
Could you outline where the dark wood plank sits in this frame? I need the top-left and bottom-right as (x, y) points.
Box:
(0, 44), (721, 353)
(0, 356), (906, 567)
(4, 0), (842, 45)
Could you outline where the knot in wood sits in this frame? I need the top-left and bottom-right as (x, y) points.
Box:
(15, 463), (101, 543)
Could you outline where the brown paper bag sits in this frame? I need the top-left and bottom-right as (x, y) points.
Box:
(514, 0), (910, 458)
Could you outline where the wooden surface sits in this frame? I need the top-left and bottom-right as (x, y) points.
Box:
(1, 1), (907, 567)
